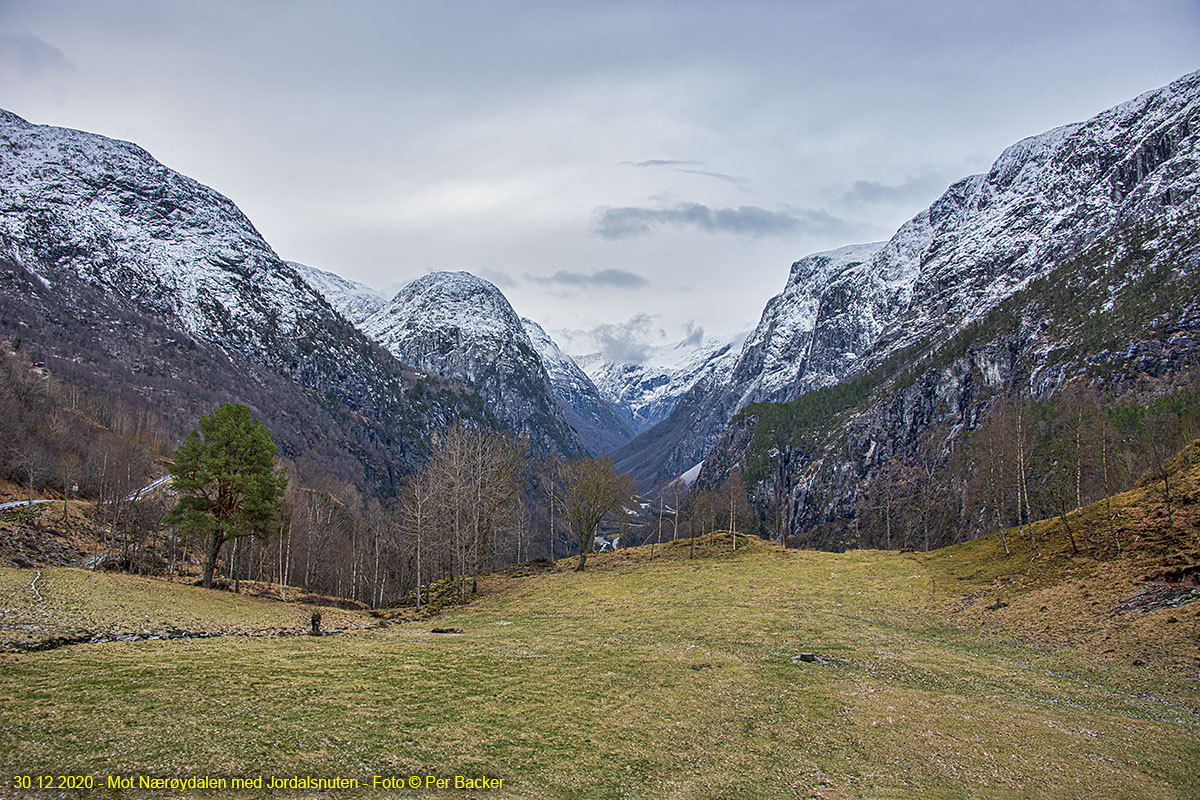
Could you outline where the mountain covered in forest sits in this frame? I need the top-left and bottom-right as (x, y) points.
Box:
(2, 63), (1198, 548)
(616, 68), (1200, 490)
(685, 70), (1200, 551)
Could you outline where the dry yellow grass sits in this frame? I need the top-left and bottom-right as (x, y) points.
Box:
(0, 567), (376, 650)
(1, 532), (1195, 799)
(1, 449), (1198, 798)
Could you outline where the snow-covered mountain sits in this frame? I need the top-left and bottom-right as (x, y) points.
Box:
(288, 262), (387, 325)
(294, 263), (632, 455)
(0, 108), (325, 354)
(361, 272), (586, 455)
(616, 68), (1200, 487)
(0, 107), (489, 488)
(520, 318), (634, 454)
(576, 333), (746, 435)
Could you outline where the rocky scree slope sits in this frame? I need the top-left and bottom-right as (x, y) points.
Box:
(361, 271), (586, 456)
(618, 69), (1200, 489)
(0, 108), (490, 489)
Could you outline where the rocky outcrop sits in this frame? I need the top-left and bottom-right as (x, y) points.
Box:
(361, 272), (586, 455)
(618, 69), (1200, 489)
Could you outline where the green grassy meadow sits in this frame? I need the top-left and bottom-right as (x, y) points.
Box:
(1, 530), (1197, 800)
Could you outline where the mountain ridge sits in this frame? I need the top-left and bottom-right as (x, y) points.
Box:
(520, 317), (634, 454)
(615, 68), (1200, 488)
(360, 271), (586, 456)
(577, 332), (747, 436)
(0, 106), (493, 491)
(288, 262), (387, 326)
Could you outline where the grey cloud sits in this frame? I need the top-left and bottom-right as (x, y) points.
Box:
(578, 313), (657, 364)
(619, 159), (700, 168)
(620, 159), (748, 187)
(681, 321), (704, 347)
(524, 268), (649, 289)
(475, 267), (519, 289)
(677, 168), (748, 187)
(839, 170), (953, 206)
(593, 202), (858, 240)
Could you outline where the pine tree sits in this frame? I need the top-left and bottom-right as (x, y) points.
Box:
(166, 403), (288, 589)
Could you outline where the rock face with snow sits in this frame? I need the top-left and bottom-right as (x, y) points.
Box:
(618, 69), (1200, 488)
(0, 109), (324, 357)
(577, 334), (745, 435)
(361, 272), (586, 455)
(520, 318), (634, 454)
(0, 108), (490, 489)
(289, 262), (387, 325)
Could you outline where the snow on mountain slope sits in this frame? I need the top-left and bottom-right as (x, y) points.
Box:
(726, 242), (886, 406)
(0, 107), (490, 487)
(577, 333), (746, 435)
(520, 318), (634, 454)
(289, 262), (387, 325)
(0, 109), (324, 354)
(298, 261), (627, 455)
(361, 271), (585, 455)
(615, 68), (1200, 487)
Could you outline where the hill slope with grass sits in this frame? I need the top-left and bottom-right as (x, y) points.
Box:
(1, 451), (1197, 799)
(0, 566), (381, 652)
(928, 438), (1200, 681)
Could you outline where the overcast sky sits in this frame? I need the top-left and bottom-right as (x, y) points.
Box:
(2, 1), (1197, 361)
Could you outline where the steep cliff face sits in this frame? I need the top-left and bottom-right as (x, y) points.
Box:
(705, 208), (1200, 550)
(361, 271), (586, 455)
(520, 318), (633, 454)
(619, 69), (1200, 489)
(0, 108), (491, 489)
(728, 242), (888, 405)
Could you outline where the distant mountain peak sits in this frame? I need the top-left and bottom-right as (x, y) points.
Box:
(287, 262), (387, 326)
(520, 318), (634, 454)
(361, 271), (586, 455)
(578, 331), (748, 435)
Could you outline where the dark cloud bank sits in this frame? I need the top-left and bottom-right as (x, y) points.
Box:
(525, 268), (650, 289)
(592, 202), (860, 240)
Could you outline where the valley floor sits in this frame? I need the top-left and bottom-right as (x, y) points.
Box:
(0, 531), (1197, 800)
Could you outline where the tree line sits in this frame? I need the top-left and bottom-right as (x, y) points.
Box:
(0, 336), (651, 605)
(825, 381), (1199, 554)
(162, 408), (642, 605)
